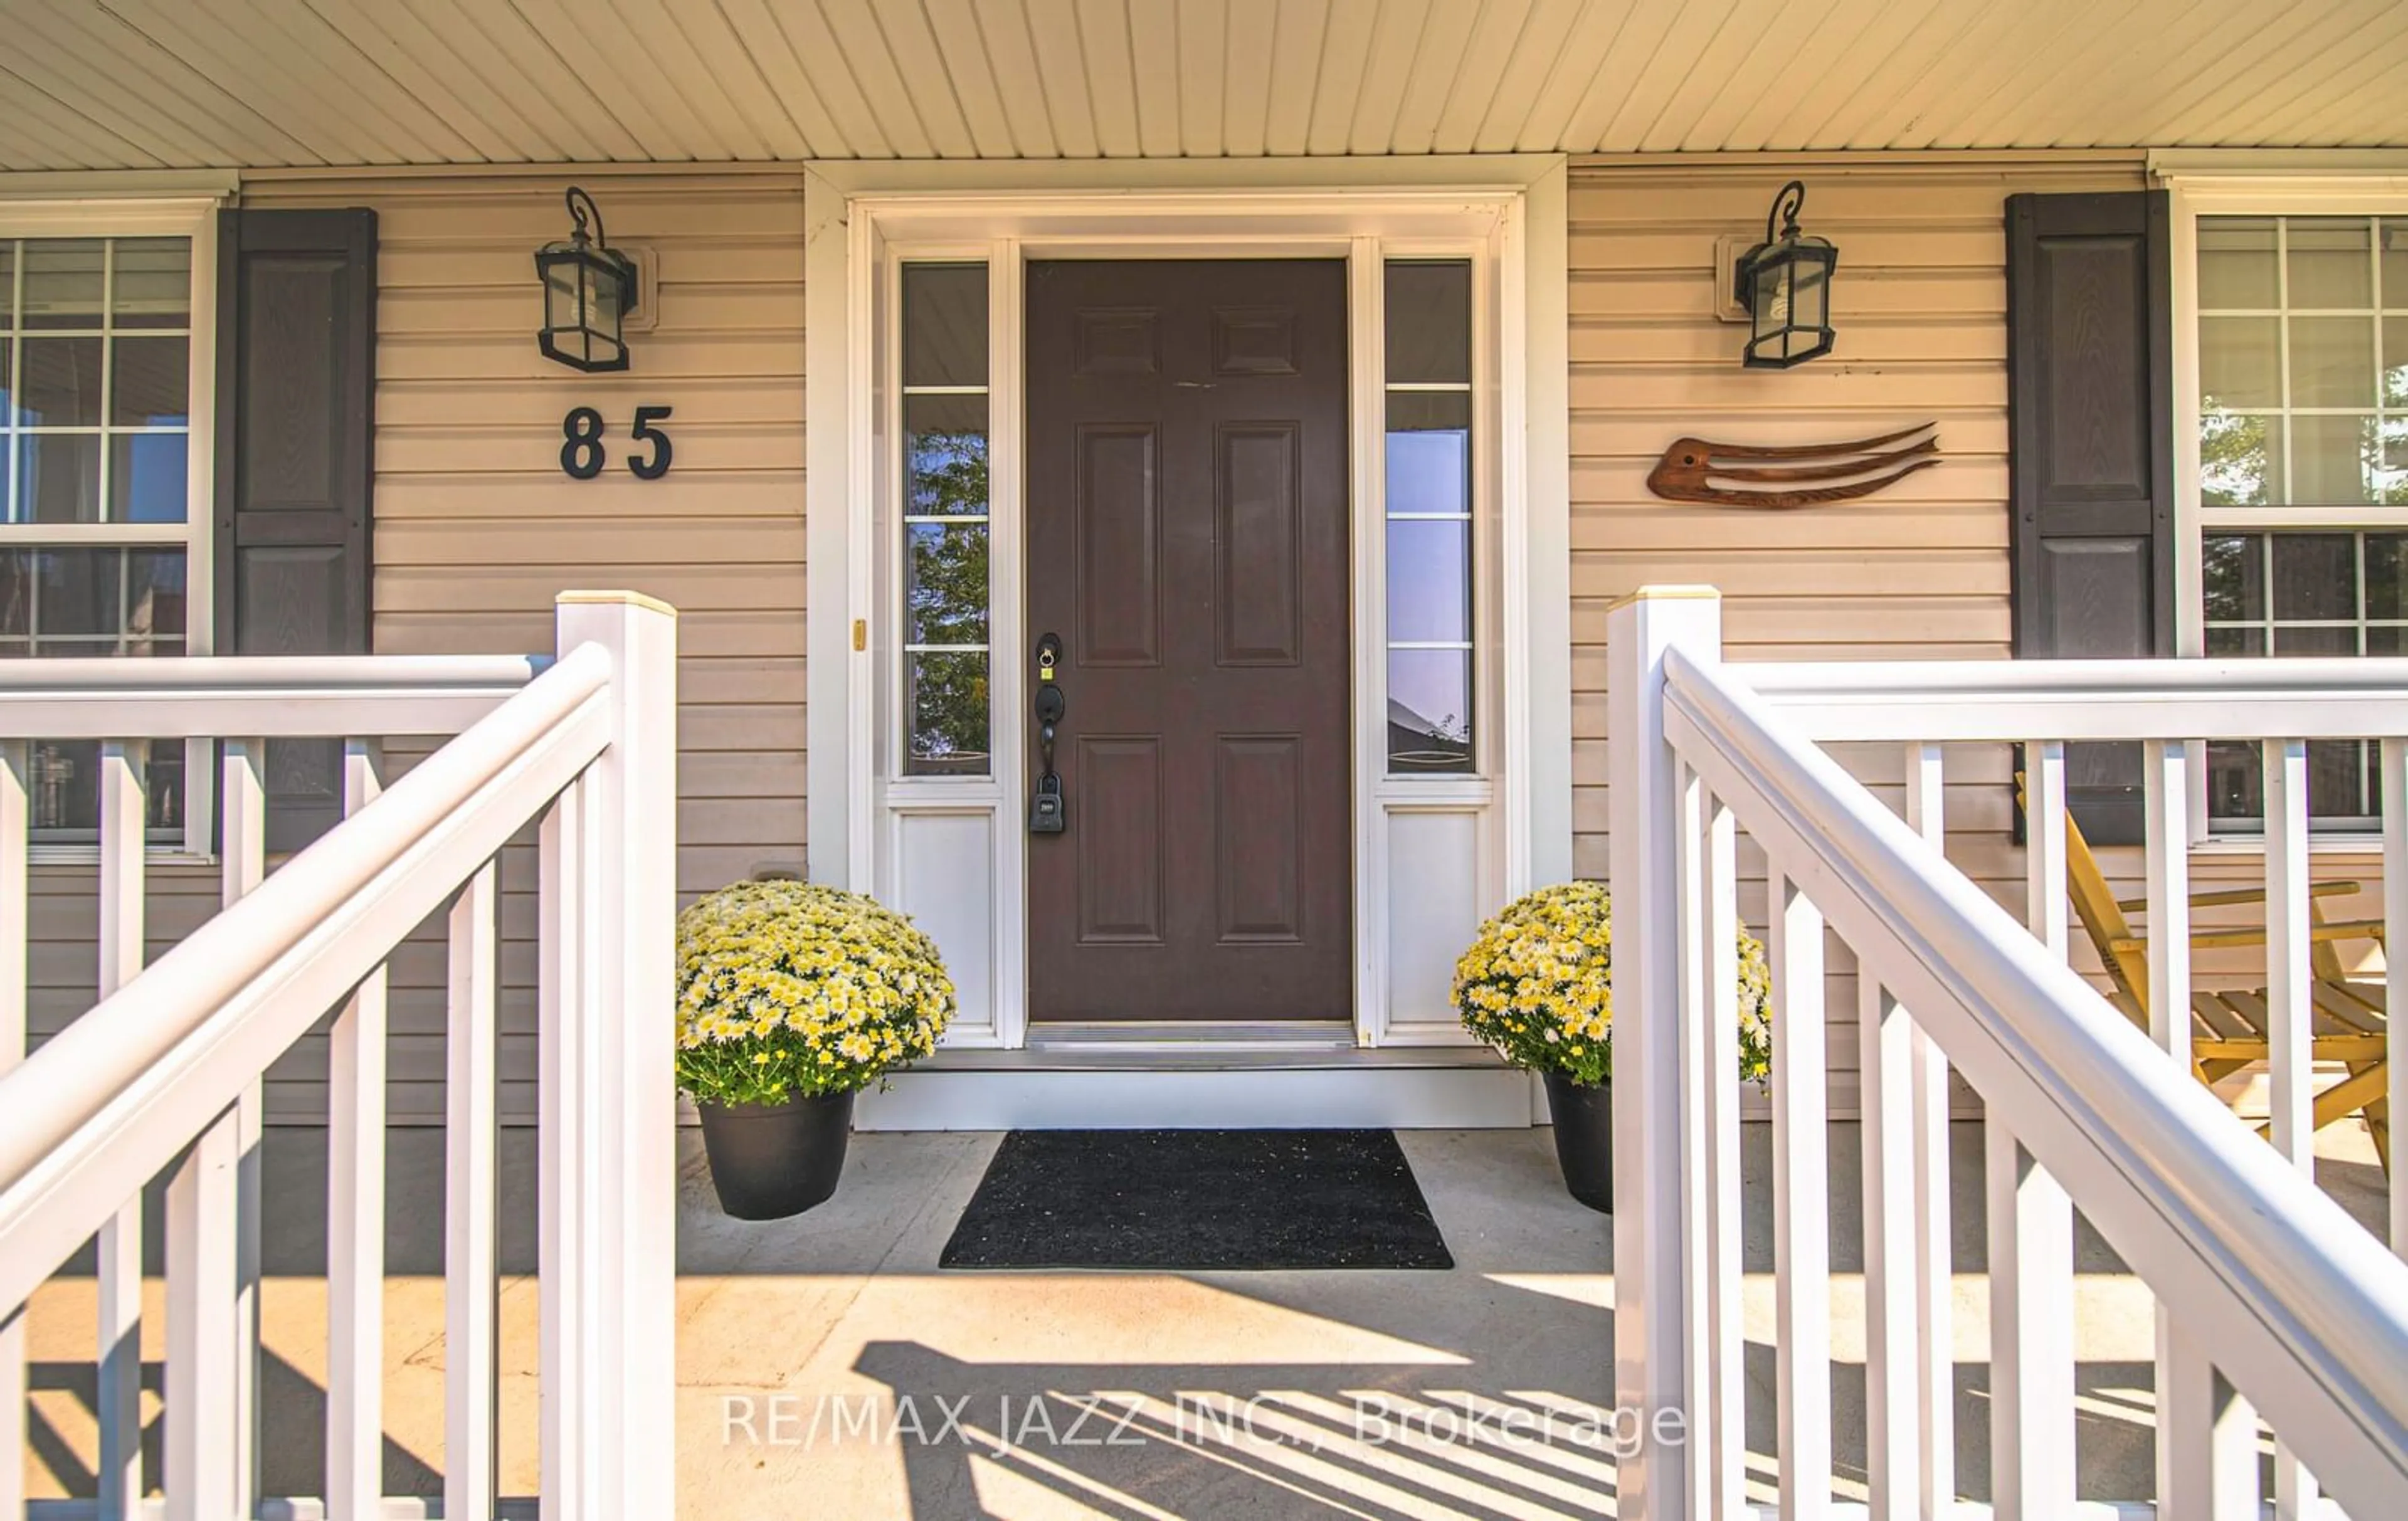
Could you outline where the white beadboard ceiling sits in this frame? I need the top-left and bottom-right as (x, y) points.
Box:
(1, 0), (2405, 170)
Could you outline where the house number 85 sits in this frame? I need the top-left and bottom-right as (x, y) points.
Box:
(559, 405), (675, 481)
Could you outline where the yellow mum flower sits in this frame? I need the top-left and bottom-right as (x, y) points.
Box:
(674, 880), (957, 1107)
(1451, 880), (1771, 1088)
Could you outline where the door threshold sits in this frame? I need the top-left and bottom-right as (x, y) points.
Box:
(858, 1053), (1530, 1129)
(916, 1036), (1504, 1073)
(1026, 1020), (1358, 1055)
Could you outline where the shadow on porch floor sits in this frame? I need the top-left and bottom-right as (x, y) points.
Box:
(16, 1117), (2390, 1518)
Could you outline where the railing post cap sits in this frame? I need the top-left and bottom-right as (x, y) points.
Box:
(556, 589), (678, 619)
(1607, 584), (1721, 611)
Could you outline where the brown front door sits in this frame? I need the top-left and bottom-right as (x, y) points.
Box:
(1025, 259), (1353, 1023)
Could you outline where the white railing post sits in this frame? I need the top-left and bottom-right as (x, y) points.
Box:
(1861, 976), (1918, 1521)
(0, 740), (23, 1521)
(2158, 1320), (2259, 1520)
(166, 742), (261, 1521)
(538, 770), (590, 1521)
(1990, 740), (2074, 1521)
(164, 1103), (239, 1521)
(96, 738), (145, 1521)
(1703, 794), (1745, 1521)
(2384, 736), (2408, 1261)
(2263, 737), (2319, 1518)
(1675, 759), (1712, 1512)
(1900, 742), (1953, 1521)
(1677, 763), (1745, 1518)
(327, 740), (388, 1521)
(1770, 871), (1832, 1521)
(2263, 739), (2313, 1171)
(447, 859), (500, 1521)
(1608, 586), (1722, 1521)
(2147, 740), (2259, 1516)
(2157, 741), (2263, 1511)
(221, 738), (267, 1521)
(544, 591), (679, 1521)
(2140, 740), (2192, 1066)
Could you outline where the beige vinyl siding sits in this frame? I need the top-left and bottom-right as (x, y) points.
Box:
(1567, 158), (2385, 1109)
(1567, 163), (2052, 1113)
(1568, 160), (2141, 877)
(248, 172), (803, 1120)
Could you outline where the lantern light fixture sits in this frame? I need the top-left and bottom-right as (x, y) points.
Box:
(1734, 180), (1837, 369)
(535, 185), (639, 373)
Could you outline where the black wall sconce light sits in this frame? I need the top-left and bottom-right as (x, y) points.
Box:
(536, 186), (639, 373)
(1735, 180), (1837, 369)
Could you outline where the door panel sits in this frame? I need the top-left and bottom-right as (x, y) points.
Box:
(1026, 259), (1351, 1021)
(1075, 423), (1162, 666)
(1215, 735), (1305, 942)
(1217, 422), (1304, 665)
(1075, 735), (1166, 945)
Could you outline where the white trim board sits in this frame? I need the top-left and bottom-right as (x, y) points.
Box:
(804, 165), (1573, 1068)
(0, 172), (239, 200)
(806, 155), (1565, 196)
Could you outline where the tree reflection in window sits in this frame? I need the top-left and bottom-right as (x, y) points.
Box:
(899, 260), (992, 776)
(905, 429), (990, 772)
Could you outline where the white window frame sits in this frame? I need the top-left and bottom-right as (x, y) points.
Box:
(0, 197), (221, 860)
(2166, 176), (2408, 849)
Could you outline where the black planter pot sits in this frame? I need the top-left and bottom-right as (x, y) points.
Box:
(696, 1090), (857, 1220)
(1543, 1070), (1613, 1213)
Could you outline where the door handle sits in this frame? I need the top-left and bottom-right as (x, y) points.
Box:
(1030, 633), (1067, 834)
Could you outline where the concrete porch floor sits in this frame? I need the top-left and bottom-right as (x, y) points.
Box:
(19, 1117), (2391, 1518)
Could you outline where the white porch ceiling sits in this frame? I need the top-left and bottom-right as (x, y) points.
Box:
(1, 0), (2404, 171)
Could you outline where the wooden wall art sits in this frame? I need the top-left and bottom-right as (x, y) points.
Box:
(1646, 422), (1938, 507)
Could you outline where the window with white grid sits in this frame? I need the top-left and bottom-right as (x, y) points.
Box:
(2195, 214), (2408, 831)
(2196, 215), (2405, 513)
(0, 232), (204, 840)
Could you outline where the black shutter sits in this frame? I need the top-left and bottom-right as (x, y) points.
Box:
(213, 208), (376, 851)
(2005, 191), (2175, 845)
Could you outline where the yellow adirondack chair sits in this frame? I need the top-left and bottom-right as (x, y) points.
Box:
(2046, 794), (2392, 1174)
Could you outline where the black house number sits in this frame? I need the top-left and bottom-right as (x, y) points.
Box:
(559, 405), (674, 481)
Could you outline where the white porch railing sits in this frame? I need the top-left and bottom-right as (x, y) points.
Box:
(1609, 587), (2408, 1521)
(0, 592), (677, 1521)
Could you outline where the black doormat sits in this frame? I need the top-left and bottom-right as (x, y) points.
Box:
(939, 1129), (1454, 1271)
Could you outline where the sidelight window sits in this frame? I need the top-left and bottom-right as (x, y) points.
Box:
(1383, 260), (1474, 774)
(2192, 214), (2408, 831)
(0, 232), (201, 842)
(900, 262), (991, 776)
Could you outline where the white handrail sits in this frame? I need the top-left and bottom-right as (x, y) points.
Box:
(0, 652), (546, 737)
(1744, 654), (2408, 741)
(0, 643), (609, 1308)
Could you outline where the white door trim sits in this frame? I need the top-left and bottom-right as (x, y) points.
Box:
(805, 161), (1571, 1051)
